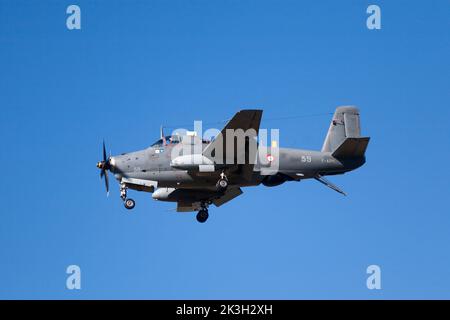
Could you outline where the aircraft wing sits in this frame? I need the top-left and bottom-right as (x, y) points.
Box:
(176, 188), (243, 212)
(203, 109), (263, 181)
(176, 201), (202, 212)
(212, 187), (243, 207)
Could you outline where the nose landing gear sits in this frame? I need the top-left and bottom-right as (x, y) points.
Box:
(124, 198), (135, 210)
(120, 183), (135, 210)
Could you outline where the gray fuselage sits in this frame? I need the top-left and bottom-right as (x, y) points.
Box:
(109, 143), (365, 190)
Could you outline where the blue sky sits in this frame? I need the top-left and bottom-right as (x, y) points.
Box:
(0, 0), (449, 299)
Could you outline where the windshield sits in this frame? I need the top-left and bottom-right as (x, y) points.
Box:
(151, 135), (181, 147)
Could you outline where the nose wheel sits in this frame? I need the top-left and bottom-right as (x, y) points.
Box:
(124, 198), (135, 210)
(120, 183), (135, 210)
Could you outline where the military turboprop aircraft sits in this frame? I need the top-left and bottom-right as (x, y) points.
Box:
(97, 106), (369, 223)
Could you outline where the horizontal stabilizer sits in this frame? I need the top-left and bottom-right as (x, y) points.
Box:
(332, 137), (370, 159)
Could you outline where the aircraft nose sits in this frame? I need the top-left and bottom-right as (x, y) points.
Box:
(107, 156), (117, 172)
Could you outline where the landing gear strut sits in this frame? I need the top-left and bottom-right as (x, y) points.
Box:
(196, 202), (209, 223)
(120, 183), (135, 210)
(216, 172), (228, 191)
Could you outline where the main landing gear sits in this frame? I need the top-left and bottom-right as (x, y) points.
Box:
(196, 209), (209, 223)
(120, 183), (135, 210)
(196, 202), (210, 223)
(196, 173), (227, 223)
(216, 172), (228, 192)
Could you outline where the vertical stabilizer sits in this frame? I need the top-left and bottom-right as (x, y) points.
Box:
(322, 106), (361, 153)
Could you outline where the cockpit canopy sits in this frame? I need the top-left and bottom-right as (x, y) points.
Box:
(151, 135), (182, 147)
(150, 134), (212, 148)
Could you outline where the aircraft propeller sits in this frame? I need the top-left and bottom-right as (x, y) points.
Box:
(97, 140), (111, 195)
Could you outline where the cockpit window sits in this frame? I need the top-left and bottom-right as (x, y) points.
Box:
(166, 135), (181, 144)
(151, 139), (164, 147)
(151, 135), (181, 147)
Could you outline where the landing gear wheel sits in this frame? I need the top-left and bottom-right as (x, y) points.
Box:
(124, 198), (135, 210)
(216, 178), (228, 191)
(196, 209), (209, 223)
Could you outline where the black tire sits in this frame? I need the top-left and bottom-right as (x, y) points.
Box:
(124, 198), (135, 210)
(216, 178), (228, 191)
(196, 209), (209, 223)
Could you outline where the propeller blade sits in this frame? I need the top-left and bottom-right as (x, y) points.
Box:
(99, 140), (110, 195)
(102, 140), (107, 162)
(104, 170), (109, 195)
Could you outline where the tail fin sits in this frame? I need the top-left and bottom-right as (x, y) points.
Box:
(322, 106), (363, 153)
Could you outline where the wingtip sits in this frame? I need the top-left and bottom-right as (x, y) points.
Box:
(238, 109), (263, 113)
